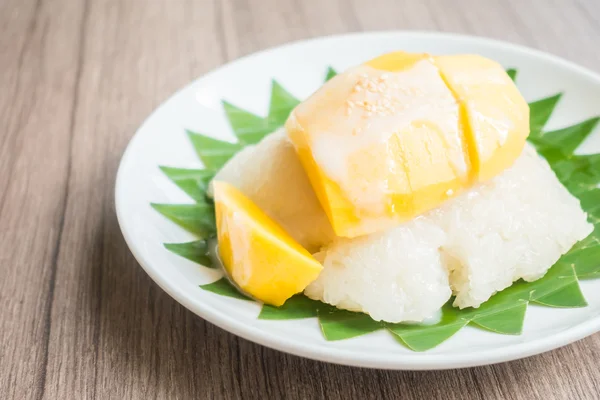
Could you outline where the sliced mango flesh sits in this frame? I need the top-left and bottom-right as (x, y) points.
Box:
(213, 181), (323, 306)
(285, 51), (529, 238)
(434, 54), (530, 181)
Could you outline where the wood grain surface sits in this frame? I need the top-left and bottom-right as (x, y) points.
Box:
(2, 0), (600, 398)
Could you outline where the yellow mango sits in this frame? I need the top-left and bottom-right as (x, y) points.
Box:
(286, 52), (470, 237)
(213, 181), (323, 306)
(285, 51), (529, 238)
(434, 54), (530, 181)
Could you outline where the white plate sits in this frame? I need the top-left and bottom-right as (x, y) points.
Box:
(116, 31), (600, 370)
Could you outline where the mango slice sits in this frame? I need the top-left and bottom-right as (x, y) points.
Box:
(213, 181), (323, 306)
(434, 55), (530, 181)
(285, 51), (529, 238)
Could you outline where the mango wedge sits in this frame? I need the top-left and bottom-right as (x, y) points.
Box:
(435, 54), (530, 181)
(286, 52), (529, 238)
(213, 181), (323, 306)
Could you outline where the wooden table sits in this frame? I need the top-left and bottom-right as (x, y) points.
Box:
(2, 0), (600, 398)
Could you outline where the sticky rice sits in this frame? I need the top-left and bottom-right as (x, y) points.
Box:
(307, 144), (592, 321)
(212, 132), (592, 322)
